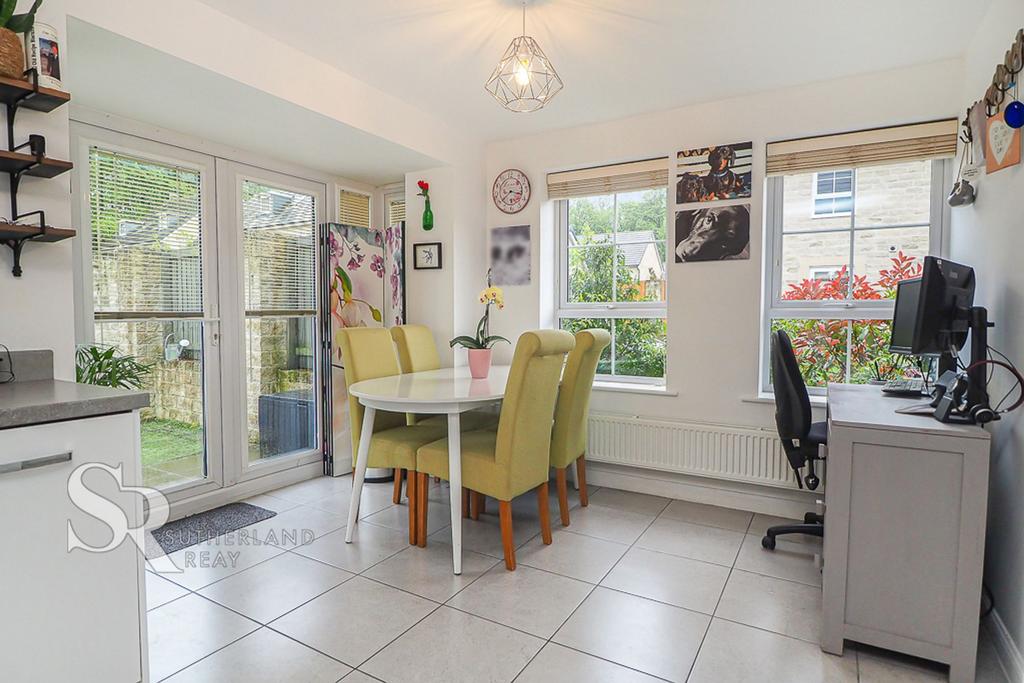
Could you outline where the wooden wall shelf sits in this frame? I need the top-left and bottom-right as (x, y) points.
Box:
(0, 223), (76, 277)
(0, 76), (70, 113)
(0, 149), (72, 178)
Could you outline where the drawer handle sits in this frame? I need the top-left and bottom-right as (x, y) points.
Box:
(0, 451), (72, 475)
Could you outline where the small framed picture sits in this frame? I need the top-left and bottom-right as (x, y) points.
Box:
(413, 242), (442, 270)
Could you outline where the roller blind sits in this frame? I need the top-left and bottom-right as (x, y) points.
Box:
(388, 198), (406, 224)
(339, 189), (371, 228)
(89, 147), (203, 318)
(547, 158), (669, 199)
(242, 180), (317, 314)
(766, 120), (958, 176)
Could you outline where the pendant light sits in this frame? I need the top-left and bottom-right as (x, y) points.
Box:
(484, 1), (563, 113)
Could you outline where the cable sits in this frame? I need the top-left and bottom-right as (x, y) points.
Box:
(982, 582), (996, 619)
(0, 344), (13, 384)
(964, 358), (1024, 414)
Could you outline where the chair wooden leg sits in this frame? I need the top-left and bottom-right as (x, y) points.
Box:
(417, 472), (428, 547)
(406, 470), (418, 545)
(462, 487), (470, 518)
(470, 491), (485, 520)
(393, 468), (404, 504)
(499, 500), (516, 570)
(576, 455), (589, 506)
(555, 468), (570, 526)
(537, 482), (553, 545)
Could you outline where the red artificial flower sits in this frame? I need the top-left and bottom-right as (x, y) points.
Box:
(417, 180), (429, 192)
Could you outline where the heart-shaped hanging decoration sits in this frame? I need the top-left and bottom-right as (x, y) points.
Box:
(986, 111), (1021, 173)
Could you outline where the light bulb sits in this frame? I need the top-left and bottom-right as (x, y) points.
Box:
(514, 59), (531, 86)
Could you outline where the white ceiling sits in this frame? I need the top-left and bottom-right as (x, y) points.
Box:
(196, 0), (990, 142)
(66, 19), (441, 185)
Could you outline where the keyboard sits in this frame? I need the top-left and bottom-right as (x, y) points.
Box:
(881, 377), (928, 396)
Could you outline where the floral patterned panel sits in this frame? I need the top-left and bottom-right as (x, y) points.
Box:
(383, 222), (406, 327)
(327, 223), (385, 362)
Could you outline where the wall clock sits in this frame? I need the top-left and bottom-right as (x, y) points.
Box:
(492, 169), (531, 214)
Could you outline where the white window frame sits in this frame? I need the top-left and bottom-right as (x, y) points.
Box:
(760, 159), (951, 395)
(555, 189), (668, 385)
(811, 169), (854, 218)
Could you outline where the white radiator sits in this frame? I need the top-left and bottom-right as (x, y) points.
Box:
(586, 413), (798, 489)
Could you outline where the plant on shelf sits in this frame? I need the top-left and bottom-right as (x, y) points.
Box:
(417, 179), (434, 231)
(0, 0), (42, 80)
(75, 344), (152, 390)
(450, 270), (510, 378)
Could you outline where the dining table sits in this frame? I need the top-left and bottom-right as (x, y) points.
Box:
(343, 365), (512, 574)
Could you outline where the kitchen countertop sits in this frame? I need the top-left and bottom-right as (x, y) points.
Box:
(0, 379), (150, 429)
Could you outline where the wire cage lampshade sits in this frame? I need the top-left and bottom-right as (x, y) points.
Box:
(484, 5), (563, 113)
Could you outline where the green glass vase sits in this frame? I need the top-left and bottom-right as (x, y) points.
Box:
(422, 197), (434, 231)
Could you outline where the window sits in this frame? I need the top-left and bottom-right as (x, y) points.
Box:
(763, 158), (948, 392)
(811, 169), (853, 216)
(339, 189), (371, 228)
(387, 198), (406, 225)
(557, 188), (668, 382)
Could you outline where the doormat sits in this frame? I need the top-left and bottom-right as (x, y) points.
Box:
(147, 502), (276, 556)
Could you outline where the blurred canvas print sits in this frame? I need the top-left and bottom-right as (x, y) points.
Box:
(676, 142), (752, 204)
(674, 204), (750, 262)
(490, 224), (530, 285)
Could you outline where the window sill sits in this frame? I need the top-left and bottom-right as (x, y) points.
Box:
(593, 381), (678, 397)
(743, 392), (827, 407)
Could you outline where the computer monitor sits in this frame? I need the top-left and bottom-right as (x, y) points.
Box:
(889, 256), (975, 356)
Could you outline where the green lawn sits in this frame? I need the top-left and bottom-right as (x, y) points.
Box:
(140, 419), (204, 488)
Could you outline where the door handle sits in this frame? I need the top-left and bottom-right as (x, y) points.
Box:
(0, 451), (73, 475)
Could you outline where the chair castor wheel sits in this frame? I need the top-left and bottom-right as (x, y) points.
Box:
(761, 535), (776, 550)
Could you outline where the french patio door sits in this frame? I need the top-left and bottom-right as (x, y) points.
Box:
(216, 161), (326, 485)
(76, 125), (327, 498)
(76, 125), (225, 501)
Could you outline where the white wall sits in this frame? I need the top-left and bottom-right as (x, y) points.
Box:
(951, 0), (1024, 666)
(484, 59), (962, 428)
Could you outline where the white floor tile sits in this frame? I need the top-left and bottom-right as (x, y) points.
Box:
(146, 571), (190, 611)
(361, 500), (450, 537)
(428, 515), (538, 559)
(266, 476), (354, 505)
(635, 517), (745, 566)
(341, 672), (382, 683)
(447, 564), (593, 638)
(553, 587), (709, 682)
(198, 551), (353, 624)
(293, 524), (410, 573)
(715, 569), (822, 642)
(517, 529), (628, 584)
(559, 504), (654, 544)
(688, 618), (857, 683)
(243, 493), (301, 514)
(361, 606), (543, 683)
(269, 576), (436, 667)
(857, 647), (950, 682)
(160, 538), (287, 591)
(600, 547), (730, 614)
(147, 593), (259, 682)
(660, 500), (754, 532)
(163, 627), (351, 682)
(307, 483), (397, 519)
(363, 544), (498, 603)
(733, 533), (821, 587)
(516, 643), (663, 683)
(247, 504), (348, 550)
(586, 488), (671, 516)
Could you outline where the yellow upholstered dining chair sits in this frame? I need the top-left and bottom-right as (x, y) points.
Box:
(336, 327), (447, 544)
(416, 329), (576, 570)
(550, 328), (611, 526)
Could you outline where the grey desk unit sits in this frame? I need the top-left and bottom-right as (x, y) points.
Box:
(822, 383), (991, 682)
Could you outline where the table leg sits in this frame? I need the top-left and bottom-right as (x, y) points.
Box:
(345, 406), (376, 543)
(447, 412), (463, 575)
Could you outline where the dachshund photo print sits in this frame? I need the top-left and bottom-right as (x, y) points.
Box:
(674, 204), (750, 263)
(490, 224), (531, 285)
(676, 142), (752, 203)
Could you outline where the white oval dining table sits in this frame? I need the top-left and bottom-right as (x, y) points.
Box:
(344, 365), (512, 574)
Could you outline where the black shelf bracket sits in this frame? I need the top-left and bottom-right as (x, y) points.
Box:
(2, 233), (35, 277)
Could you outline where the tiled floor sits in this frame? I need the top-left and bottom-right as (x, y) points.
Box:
(147, 475), (1009, 682)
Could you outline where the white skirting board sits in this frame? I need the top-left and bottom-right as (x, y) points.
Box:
(587, 412), (802, 490)
(584, 460), (817, 520)
(986, 609), (1024, 683)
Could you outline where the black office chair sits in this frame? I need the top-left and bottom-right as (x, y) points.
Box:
(762, 329), (826, 550)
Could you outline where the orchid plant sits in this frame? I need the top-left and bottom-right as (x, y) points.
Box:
(450, 271), (511, 350)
